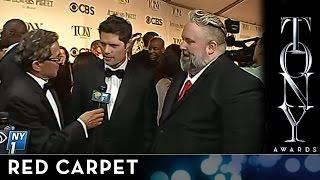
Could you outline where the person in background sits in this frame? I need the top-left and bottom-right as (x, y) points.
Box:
(152, 10), (265, 153)
(90, 40), (103, 59)
(72, 51), (98, 72)
(148, 37), (165, 62)
(155, 44), (182, 122)
(0, 19), (28, 110)
(131, 31), (159, 69)
(2, 29), (104, 153)
(242, 37), (264, 83)
(50, 46), (74, 116)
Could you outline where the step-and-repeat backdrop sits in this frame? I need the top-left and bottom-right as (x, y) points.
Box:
(0, 0), (262, 61)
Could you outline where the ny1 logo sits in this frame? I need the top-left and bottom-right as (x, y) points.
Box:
(0, 129), (28, 154)
(69, 2), (95, 15)
(71, 26), (91, 38)
(279, 17), (312, 143)
(147, 0), (160, 11)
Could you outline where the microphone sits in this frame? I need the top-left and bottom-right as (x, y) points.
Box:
(91, 85), (111, 109)
(89, 85), (110, 153)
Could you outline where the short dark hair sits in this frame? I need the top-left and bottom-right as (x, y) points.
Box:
(16, 29), (58, 71)
(143, 31), (158, 47)
(90, 40), (100, 49)
(149, 37), (165, 48)
(98, 15), (132, 46)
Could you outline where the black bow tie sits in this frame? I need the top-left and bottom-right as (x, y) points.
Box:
(105, 68), (125, 79)
(42, 82), (52, 94)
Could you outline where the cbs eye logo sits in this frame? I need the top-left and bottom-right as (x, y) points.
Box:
(0, 131), (7, 144)
(70, 47), (90, 58)
(146, 16), (163, 26)
(69, 2), (95, 15)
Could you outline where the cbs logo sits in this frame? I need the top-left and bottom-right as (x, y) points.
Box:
(69, 2), (95, 15)
(146, 16), (163, 26)
(70, 47), (90, 58)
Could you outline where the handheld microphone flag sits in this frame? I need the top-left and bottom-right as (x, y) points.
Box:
(91, 85), (110, 108)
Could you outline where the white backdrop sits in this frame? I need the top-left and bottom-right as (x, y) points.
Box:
(0, 0), (262, 61)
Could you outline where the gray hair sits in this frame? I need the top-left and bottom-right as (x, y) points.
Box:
(188, 9), (226, 48)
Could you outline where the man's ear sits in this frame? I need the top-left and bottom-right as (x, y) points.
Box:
(207, 40), (218, 55)
(31, 60), (42, 72)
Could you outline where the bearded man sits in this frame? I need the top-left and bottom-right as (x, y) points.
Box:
(151, 10), (266, 153)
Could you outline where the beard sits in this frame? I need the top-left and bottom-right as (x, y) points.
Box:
(180, 50), (208, 74)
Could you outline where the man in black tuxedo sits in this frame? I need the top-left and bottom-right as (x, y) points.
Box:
(68, 15), (157, 153)
(0, 19), (28, 110)
(152, 10), (265, 153)
(2, 29), (104, 153)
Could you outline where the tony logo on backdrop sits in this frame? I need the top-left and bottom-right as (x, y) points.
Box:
(275, 17), (317, 153)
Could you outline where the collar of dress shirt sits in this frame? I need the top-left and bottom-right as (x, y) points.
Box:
(3, 43), (19, 56)
(186, 56), (218, 84)
(104, 57), (128, 71)
(26, 72), (48, 89)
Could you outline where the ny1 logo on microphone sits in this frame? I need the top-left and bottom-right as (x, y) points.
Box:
(91, 90), (110, 104)
(0, 127), (29, 154)
(279, 17), (313, 143)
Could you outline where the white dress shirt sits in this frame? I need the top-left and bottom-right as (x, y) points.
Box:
(3, 43), (19, 56)
(104, 59), (128, 119)
(179, 57), (217, 94)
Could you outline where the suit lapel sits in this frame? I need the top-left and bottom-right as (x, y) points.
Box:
(25, 75), (62, 130)
(159, 55), (225, 125)
(95, 59), (107, 88)
(159, 71), (186, 124)
(1, 45), (18, 61)
(110, 61), (136, 119)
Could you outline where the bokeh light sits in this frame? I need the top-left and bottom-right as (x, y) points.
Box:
(304, 155), (320, 173)
(151, 171), (169, 180)
(285, 158), (300, 173)
(171, 170), (191, 180)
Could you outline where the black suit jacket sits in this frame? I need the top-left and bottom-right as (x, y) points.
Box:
(0, 45), (25, 110)
(3, 74), (86, 153)
(152, 54), (265, 153)
(67, 58), (157, 153)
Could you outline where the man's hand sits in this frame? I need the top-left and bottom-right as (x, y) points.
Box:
(79, 108), (105, 129)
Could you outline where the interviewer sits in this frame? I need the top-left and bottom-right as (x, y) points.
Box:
(2, 29), (104, 154)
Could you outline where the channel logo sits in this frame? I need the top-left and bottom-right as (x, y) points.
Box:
(70, 47), (90, 58)
(69, 2), (95, 15)
(0, 131), (7, 144)
(91, 90), (110, 104)
(146, 16), (163, 26)
(6, 131), (29, 154)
